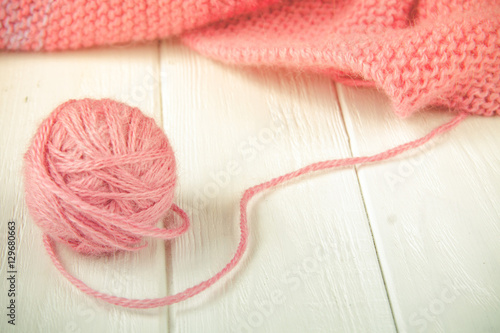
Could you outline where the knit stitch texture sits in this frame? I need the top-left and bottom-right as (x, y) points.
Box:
(2, 0), (499, 117)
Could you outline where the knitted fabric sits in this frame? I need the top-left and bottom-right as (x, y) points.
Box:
(0, 0), (278, 50)
(2, 0), (499, 117)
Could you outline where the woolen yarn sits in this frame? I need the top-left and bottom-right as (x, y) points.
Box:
(24, 99), (182, 256)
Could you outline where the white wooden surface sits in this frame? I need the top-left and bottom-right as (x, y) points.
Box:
(337, 85), (500, 333)
(160, 40), (394, 333)
(1, 40), (499, 333)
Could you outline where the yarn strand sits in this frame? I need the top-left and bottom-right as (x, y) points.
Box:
(42, 112), (468, 308)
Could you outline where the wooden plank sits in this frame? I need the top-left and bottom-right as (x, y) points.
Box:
(160, 40), (396, 332)
(0, 44), (168, 333)
(336, 84), (500, 333)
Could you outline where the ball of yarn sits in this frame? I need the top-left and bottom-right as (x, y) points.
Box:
(24, 99), (179, 255)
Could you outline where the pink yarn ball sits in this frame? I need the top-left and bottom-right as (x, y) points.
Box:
(24, 99), (178, 255)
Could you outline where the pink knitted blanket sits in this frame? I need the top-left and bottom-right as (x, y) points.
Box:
(2, 0), (499, 117)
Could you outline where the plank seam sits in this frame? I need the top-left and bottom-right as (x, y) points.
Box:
(157, 40), (172, 333)
(333, 82), (400, 333)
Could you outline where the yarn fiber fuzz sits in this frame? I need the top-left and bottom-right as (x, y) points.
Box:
(24, 99), (184, 256)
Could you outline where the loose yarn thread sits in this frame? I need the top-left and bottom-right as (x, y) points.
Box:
(25, 98), (467, 308)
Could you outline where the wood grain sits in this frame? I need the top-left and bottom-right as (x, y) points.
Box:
(337, 84), (500, 333)
(160, 40), (396, 333)
(0, 44), (168, 333)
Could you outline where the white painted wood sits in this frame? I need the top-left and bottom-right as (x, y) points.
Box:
(336, 84), (500, 333)
(160, 40), (396, 333)
(0, 44), (168, 333)
(6, 38), (495, 333)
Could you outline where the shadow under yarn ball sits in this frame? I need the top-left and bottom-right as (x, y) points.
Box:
(24, 99), (180, 256)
